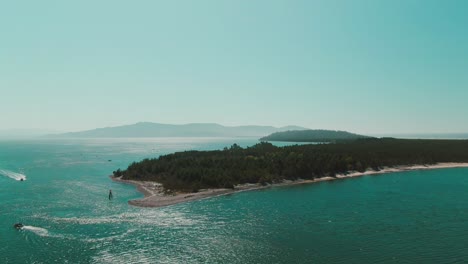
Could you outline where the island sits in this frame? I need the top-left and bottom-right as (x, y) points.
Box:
(47, 122), (307, 138)
(112, 138), (468, 207)
(260, 129), (372, 142)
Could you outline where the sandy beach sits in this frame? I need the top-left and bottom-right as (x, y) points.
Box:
(112, 162), (468, 208)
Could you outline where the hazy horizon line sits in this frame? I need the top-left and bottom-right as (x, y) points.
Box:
(1, 121), (468, 139)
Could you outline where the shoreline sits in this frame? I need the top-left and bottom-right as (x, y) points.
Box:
(111, 162), (468, 208)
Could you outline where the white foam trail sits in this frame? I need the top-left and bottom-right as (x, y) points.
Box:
(0, 169), (27, 181)
(22, 226), (49, 236)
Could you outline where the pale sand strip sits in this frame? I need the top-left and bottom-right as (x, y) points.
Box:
(111, 162), (468, 208)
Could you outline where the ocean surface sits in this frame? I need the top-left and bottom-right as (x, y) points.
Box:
(372, 133), (468, 139)
(1, 138), (468, 264)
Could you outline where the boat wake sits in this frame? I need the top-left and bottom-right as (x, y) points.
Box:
(21, 226), (49, 237)
(0, 169), (27, 181)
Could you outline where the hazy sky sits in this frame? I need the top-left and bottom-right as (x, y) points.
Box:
(2, 0), (467, 134)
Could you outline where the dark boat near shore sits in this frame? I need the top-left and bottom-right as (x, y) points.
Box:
(14, 223), (24, 229)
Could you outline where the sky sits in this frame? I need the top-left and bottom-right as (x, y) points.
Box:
(1, 0), (467, 134)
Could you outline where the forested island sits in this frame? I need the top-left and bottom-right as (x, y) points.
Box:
(113, 138), (468, 193)
(260, 129), (372, 142)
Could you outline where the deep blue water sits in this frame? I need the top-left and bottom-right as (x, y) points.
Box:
(1, 138), (468, 263)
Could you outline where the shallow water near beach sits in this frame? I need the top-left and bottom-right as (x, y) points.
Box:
(1, 138), (468, 263)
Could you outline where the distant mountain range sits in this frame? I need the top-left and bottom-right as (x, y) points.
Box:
(260, 129), (373, 142)
(47, 122), (308, 138)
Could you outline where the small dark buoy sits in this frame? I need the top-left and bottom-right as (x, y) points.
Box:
(109, 189), (113, 200)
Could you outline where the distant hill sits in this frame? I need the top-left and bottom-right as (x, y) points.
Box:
(47, 122), (308, 138)
(260, 129), (373, 142)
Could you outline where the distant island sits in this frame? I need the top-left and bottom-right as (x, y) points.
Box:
(48, 122), (307, 138)
(113, 138), (468, 207)
(260, 129), (372, 142)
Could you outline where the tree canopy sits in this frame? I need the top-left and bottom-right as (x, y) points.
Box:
(114, 139), (468, 192)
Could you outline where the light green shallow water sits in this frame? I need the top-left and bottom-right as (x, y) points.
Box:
(1, 138), (468, 263)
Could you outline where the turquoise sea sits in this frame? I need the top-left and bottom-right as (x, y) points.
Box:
(1, 138), (468, 264)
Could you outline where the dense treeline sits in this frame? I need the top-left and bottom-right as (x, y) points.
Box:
(260, 129), (372, 142)
(113, 139), (468, 192)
